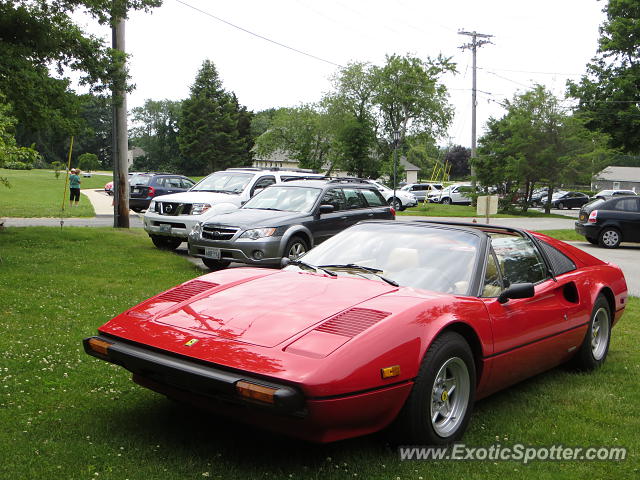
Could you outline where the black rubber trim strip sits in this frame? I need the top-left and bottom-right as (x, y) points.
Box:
(483, 321), (589, 360)
(83, 335), (303, 412)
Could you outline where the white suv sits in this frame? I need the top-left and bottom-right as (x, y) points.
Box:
(143, 168), (323, 249)
(427, 184), (473, 205)
(367, 180), (418, 210)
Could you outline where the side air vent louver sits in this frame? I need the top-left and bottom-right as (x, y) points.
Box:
(156, 280), (218, 303)
(314, 308), (390, 338)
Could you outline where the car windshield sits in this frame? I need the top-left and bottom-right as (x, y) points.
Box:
(290, 223), (481, 295)
(191, 172), (253, 193)
(242, 186), (321, 212)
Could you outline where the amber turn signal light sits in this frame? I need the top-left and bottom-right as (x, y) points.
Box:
(381, 365), (401, 379)
(236, 381), (277, 404)
(87, 338), (113, 356)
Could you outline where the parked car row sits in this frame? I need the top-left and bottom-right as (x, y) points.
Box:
(141, 168), (398, 268)
(530, 188), (636, 208)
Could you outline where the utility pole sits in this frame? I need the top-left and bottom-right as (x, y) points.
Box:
(112, 15), (129, 228)
(458, 30), (493, 193)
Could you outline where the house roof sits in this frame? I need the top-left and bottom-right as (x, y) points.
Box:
(595, 166), (640, 182)
(400, 156), (420, 171)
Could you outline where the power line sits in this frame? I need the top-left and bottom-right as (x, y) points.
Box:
(174, 0), (344, 68)
(478, 66), (583, 76)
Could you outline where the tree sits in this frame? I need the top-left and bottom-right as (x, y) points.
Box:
(0, 94), (40, 185)
(77, 152), (99, 171)
(476, 86), (613, 212)
(253, 105), (334, 172)
(178, 60), (251, 175)
(567, 0), (640, 154)
(1, 1), (160, 146)
(371, 54), (456, 153)
(444, 145), (471, 178)
(130, 99), (183, 172)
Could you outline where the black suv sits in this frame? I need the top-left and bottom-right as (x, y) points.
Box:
(188, 179), (395, 269)
(129, 173), (196, 212)
(575, 195), (640, 248)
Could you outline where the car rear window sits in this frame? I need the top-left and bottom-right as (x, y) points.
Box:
(129, 174), (151, 186)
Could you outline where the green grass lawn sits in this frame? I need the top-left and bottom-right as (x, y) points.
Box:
(535, 229), (585, 242)
(399, 203), (573, 219)
(0, 227), (637, 479)
(0, 168), (113, 217)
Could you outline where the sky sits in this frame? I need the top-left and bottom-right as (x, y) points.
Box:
(76, 0), (607, 147)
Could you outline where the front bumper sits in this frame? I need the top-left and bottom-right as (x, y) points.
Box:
(144, 213), (200, 240)
(83, 334), (413, 443)
(188, 235), (283, 265)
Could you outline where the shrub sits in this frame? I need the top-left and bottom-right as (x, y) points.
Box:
(4, 161), (32, 170)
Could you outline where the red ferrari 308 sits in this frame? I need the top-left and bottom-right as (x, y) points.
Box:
(84, 221), (627, 444)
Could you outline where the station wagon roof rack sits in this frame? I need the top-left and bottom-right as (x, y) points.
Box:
(326, 176), (371, 184)
(225, 167), (318, 173)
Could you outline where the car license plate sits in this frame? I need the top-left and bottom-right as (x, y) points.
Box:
(205, 247), (221, 260)
(159, 224), (171, 233)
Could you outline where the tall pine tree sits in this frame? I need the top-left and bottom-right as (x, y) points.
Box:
(178, 60), (250, 174)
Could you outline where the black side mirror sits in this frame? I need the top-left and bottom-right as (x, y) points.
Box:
(318, 204), (334, 214)
(497, 282), (535, 304)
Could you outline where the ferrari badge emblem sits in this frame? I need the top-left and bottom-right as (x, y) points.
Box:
(184, 338), (199, 347)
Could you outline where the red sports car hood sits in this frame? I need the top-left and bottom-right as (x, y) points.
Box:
(121, 271), (397, 348)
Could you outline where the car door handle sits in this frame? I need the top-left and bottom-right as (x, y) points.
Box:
(367, 213), (374, 217)
(340, 216), (348, 220)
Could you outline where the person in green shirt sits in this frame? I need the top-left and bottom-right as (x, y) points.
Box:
(69, 168), (81, 206)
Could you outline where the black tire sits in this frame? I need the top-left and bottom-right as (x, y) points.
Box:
(441, 197), (452, 205)
(392, 332), (475, 445)
(201, 258), (231, 270)
(598, 227), (621, 248)
(586, 237), (598, 245)
(150, 235), (182, 251)
(131, 207), (143, 213)
(571, 295), (611, 370)
(284, 236), (309, 260)
(388, 198), (402, 210)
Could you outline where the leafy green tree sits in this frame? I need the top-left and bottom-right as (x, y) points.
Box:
(1, 1), (160, 139)
(77, 152), (99, 171)
(476, 86), (613, 212)
(130, 99), (183, 172)
(567, 0), (640, 154)
(253, 105), (334, 172)
(178, 60), (251, 175)
(371, 54), (456, 153)
(0, 95), (40, 186)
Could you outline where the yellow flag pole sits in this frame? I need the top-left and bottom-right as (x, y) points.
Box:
(60, 136), (74, 228)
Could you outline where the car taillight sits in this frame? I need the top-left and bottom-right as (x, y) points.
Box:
(148, 186), (156, 197)
(588, 210), (598, 223)
(390, 207), (396, 217)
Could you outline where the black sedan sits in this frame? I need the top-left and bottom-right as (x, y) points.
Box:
(550, 191), (590, 210)
(575, 196), (640, 248)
